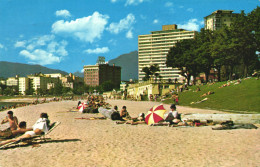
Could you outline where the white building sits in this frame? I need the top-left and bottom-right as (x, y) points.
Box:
(18, 77), (29, 95)
(138, 24), (196, 82)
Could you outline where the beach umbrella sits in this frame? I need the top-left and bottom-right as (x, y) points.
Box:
(78, 103), (87, 112)
(145, 104), (166, 125)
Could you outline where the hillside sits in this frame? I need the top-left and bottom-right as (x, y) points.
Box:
(0, 61), (68, 78)
(163, 77), (260, 113)
(108, 51), (138, 81)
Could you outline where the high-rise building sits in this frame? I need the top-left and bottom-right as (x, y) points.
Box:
(138, 24), (196, 82)
(84, 64), (121, 87)
(18, 77), (29, 95)
(204, 10), (239, 31)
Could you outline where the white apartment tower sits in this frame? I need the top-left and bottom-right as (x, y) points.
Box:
(204, 10), (239, 31)
(138, 24), (196, 82)
(18, 77), (29, 95)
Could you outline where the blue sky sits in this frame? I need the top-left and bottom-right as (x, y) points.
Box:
(0, 0), (259, 73)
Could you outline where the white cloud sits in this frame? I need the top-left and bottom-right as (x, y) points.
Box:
(125, 0), (148, 6)
(14, 41), (26, 48)
(126, 29), (133, 39)
(52, 12), (109, 43)
(19, 35), (68, 65)
(165, 2), (173, 7)
(20, 49), (61, 65)
(0, 43), (4, 49)
(187, 8), (194, 12)
(153, 19), (159, 24)
(84, 47), (109, 54)
(178, 19), (203, 31)
(111, 0), (117, 3)
(26, 35), (55, 51)
(55, 9), (71, 18)
(107, 13), (135, 35)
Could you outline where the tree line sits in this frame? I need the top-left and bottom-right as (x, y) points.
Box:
(0, 80), (116, 96)
(166, 7), (260, 85)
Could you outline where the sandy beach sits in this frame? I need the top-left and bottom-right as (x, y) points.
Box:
(0, 99), (259, 167)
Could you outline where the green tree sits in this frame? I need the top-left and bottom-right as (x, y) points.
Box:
(25, 88), (34, 95)
(248, 6), (260, 51)
(101, 80), (114, 92)
(195, 29), (215, 83)
(141, 64), (160, 81)
(3, 87), (12, 95)
(53, 83), (63, 95)
(230, 10), (258, 77)
(167, 38), (200, 85)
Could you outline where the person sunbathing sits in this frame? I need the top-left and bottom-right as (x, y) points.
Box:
(0, 113), (50, 146)
(116, 113), (146, 125)
(1, 110), (19, 131)
(0, 121), (32, 138)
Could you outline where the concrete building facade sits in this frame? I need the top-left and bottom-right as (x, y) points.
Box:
(18, 77), (29, 95)
(84, 64), (121, 88)
(138, 24), (196, 82)
(6, 77), (19, 87)
(204, 10), (239, 31)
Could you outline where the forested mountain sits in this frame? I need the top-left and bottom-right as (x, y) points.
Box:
(108, 51), (138, 81)
(0, 61), (68, 78)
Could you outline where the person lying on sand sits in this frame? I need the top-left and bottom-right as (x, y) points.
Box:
(1, 111), (19, 131)
(0, 121), (32, 138)
(0, 113), (50, 147)
(116, 113), (146, 125)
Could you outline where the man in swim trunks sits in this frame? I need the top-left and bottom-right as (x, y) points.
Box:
(0, 113), (50, 146)
(1, 111), (19, 131)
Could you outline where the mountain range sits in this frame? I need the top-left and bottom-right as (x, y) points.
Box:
(0, 51), (139, 81)
(0, 61), (68, 78)
(108, 50), (138, 81)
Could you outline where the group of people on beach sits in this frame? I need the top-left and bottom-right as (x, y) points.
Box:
(0, 111), (51, 147)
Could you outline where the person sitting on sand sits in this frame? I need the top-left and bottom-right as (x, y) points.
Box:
(1, 111), (19, 131)
(114, 105), (118, 112)
(120, 106), (130, 119)
(0, 113), (50, 147)
(165, 104), (181, 124)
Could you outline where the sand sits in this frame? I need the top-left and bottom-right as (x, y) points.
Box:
(0, 99), (259, 167)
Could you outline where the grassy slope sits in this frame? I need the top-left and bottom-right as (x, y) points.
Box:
(164, 77), (260, 113)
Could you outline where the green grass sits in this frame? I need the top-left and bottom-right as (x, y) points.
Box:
(163, 77), (260, 113)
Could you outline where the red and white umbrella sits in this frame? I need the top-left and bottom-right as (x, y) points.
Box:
(78, 103), (87, 112)
(145, 104), (166, 125)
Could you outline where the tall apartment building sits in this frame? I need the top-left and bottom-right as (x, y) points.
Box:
(84, 64), (121, 87)
(138, 24), (196, 82)
(18, 77), (29, 95)
(204, 10), (239, 31)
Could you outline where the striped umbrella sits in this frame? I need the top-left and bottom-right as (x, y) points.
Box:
(78, 103), (87, 112)
(145, 104), (166, 125)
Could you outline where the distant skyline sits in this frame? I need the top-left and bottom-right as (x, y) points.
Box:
(0, 0), (259, 73)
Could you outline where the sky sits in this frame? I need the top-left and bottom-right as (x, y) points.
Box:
(0, 0), (259, 73)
